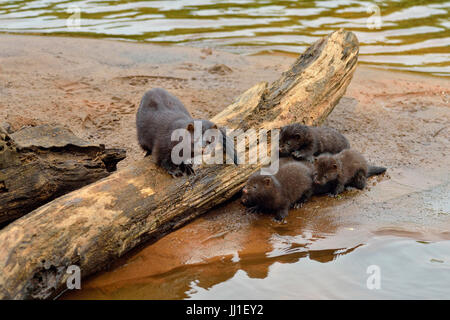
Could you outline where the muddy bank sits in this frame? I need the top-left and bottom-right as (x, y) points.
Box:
(0, 35), (449, 299)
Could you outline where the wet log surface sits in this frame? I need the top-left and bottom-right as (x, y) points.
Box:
(0, 125), (126, 225)
(0, 29), (358, 299)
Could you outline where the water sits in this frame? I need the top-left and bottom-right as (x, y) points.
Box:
(0, 0), (449, 76)
(185, 238), (450, 300)
(64, 170), (450, 300)
(66, 237), (450, 299)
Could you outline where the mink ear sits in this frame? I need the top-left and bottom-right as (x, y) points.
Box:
(211, 124), (218, 130)
(186, 122), (195, 132)
(263, 177), (272, 185)
(332, 163), (338, 169)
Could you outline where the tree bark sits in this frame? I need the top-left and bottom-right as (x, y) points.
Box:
(0, 125), (126, 225)
(0, 29), (358, 300)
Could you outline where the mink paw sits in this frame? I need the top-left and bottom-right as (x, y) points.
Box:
(292, 151), (306, 160)
(246, 206), (259, 214)
(168, 167), (184, 178)
(144, 151), (152, 158)
(182, 163), (195, 175)
(293, 202), (303, 209)
(273, 217), (287, 224)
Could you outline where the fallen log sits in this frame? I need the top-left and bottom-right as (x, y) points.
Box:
(0, 125), (126, 226)
(0, 29), (358, 299)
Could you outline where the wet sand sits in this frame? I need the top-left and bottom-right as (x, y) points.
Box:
(0, 34), (449, 299)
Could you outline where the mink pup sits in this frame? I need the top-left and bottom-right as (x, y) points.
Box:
(312, 149), (386, 196)
(136, 88), (236, 177)
(279, 123), (350, 161)
(241, 161), (313, 221)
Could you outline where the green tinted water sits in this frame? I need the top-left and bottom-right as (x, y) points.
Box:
(1, 0), (449, 76)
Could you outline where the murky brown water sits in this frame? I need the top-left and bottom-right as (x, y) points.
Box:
(0, 0), (449, 76)
(64, 168), (450, 299)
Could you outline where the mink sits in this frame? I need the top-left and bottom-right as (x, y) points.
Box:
(279, 123), (350, 161)
(136, 88), (236, 177)
(240, 161), (313, 221)
(312, 149), (386, 196)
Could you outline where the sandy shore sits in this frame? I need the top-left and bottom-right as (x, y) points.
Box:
(1, 35), (448, 169)
(1, 34), (449, 299)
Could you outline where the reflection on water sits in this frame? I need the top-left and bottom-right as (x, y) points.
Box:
(64, 168), (450, 300)
(0, 0), (449, 76)
(186, 238), (450, 299)
(65, 236), (450, 299)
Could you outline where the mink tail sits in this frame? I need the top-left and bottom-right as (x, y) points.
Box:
(367, 165), (387, 177)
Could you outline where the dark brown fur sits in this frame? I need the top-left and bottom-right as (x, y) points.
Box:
(279, 123), (350, 161)
(298, 160), (336, 195)
(241, 162), (313, 221)
(312, 149), (386, 196)
(137, 88), (230, 177)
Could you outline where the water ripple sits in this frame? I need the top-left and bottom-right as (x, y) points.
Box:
(0, 0), (448, 76)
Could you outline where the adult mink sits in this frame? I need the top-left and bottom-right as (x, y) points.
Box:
(279, 123), (350, 161)
(312, 149), (386, 196)
(240, 161), (313, 221)
(136, 88), (236, 177)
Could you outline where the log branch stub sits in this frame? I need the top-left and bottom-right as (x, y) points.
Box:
(0, 125), (126, 225)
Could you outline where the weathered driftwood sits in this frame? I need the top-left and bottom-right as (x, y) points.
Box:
(0, 125), (126, 225)
(0, 30), (358, 299)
